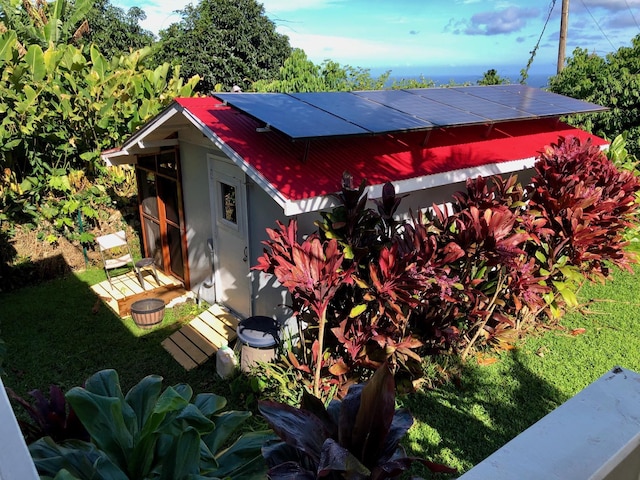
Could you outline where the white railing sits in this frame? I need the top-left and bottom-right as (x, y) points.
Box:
(0, 378), (39, 479)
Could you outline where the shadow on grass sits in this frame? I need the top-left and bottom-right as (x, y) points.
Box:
(0, 267), (234, 405)
(401, 350), (568, 479)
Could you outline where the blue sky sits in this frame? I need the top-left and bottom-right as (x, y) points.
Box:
(113, 0), (640, 76)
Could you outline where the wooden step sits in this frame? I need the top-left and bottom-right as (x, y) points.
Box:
(161, 305), (240, 370)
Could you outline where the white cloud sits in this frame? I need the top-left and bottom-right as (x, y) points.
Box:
(135, 0), (194, 34)
(281, 29), (479, 67)
(259, 0), (341, 14)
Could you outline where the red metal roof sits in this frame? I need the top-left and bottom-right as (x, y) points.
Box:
(175, 96), (608, 202)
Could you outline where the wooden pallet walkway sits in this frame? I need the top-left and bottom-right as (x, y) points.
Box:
(91, 270), (185, 317)
(161, 304), (240, 370)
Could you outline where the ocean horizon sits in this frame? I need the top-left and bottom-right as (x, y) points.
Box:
(369, 65), (556, 89)
(383, 71), (554, 89)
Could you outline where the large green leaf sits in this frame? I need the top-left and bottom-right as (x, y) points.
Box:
(210, 430), (272, 479)
(66, 0), (94, 30)
(90, 45), (107, 81)
(30, 437), (128, 480)
(193, 392), (226, 416)
(65, 389), (134, 472)
(15, 84), (39, 115)
(83, 370), (137, 434)
(158, 427), (201, 480)
(0, 30), (17, 64)
(43, 45), (64, 76)
(127, 432), (159, 480)
(124, 374), (163, 434)
(140, 385), (191, 437)
(202, 410), (251, 453)
(161, 403), (215, 437)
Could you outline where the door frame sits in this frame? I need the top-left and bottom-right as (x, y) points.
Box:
(135, 148), (190, 288)
(207, 154), (252, 318)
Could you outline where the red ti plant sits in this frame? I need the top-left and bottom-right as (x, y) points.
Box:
(7, 385), (88, 444)
(529, 136), (640, 281)
(253, 219), (356, 397)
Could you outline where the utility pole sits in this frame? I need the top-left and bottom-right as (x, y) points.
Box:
(557, 0), (569, 73)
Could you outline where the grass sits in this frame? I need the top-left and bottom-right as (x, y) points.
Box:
(1, 264), (639, 478)
(402, 264), (640, 478)
(0, 269), (233, 400)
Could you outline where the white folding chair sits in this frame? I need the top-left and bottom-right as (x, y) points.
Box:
(96, 230), (138, 289)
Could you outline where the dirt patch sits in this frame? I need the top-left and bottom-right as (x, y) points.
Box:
(11, 227), (99, 271)
(2, 208), (140, 290)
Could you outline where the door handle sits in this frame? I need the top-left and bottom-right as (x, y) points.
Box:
(243, 246), (248, 262)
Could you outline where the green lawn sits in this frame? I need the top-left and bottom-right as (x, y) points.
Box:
(0, 269), (231, 401)
(402, 264), (640, 478)
(1, 265), (639, 478)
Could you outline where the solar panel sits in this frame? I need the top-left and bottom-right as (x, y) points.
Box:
(489, 85), (607, 114)
(215, 93), (368, 139)
(406, 88), (533, 122)
(292, 91), (433, 133)
(450, 85), (606, 117)
(214, 86), (607, 141)
(354, 89), (488, 127)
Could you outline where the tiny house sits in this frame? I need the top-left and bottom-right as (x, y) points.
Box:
(101, 85), (607, 323)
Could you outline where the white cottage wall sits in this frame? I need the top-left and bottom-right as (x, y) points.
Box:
(178, 135), (219, 305)
(176, 120), (537, 319)
(247, 181), (318, 323)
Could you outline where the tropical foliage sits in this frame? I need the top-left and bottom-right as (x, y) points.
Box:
(155, 0), (291, 93)
(477, 68), (509, 85)
(0, 0), (93, 48)
(259, 362), (456, 479)
(255, 136), (640, 393)
(549, 34), (640, 157)
(0, 0), (198, 246)
(28, 369), (271, 479)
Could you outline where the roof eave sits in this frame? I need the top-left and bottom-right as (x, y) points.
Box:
(178, 103), (292, 212)
(100, 103), (183, 165)
(281, 153), (549, 217)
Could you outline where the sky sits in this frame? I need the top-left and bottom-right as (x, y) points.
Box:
(112, 0), (640, 77)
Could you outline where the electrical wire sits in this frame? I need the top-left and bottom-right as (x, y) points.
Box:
(624, 0), (640, 31)
(580, 0), (616, 50)
(520, 0), (556, 84)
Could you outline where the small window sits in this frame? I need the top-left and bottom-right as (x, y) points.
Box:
(221, 182), (237, 224)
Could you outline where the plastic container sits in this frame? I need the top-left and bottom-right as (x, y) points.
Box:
(216, 344), (237, 379)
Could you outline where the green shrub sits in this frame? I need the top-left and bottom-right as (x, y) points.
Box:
(29, 369), (272, 479)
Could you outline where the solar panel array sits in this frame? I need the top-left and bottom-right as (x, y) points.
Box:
(214, 85), (607, 140)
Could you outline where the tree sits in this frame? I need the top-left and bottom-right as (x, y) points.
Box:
(251, 48), (390, 92)
(548, 35), (640, 157)
(82, 0), (156, 58)
(477, 68), (508, 85)
(156, 0), (291, 93)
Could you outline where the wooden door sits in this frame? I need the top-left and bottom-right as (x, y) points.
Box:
(136, 149), (189, 288)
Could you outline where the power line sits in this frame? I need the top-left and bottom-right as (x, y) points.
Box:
(580, 0), (616, 50)
(520, 0), (556, 84)
(623, 0), (640, 31)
